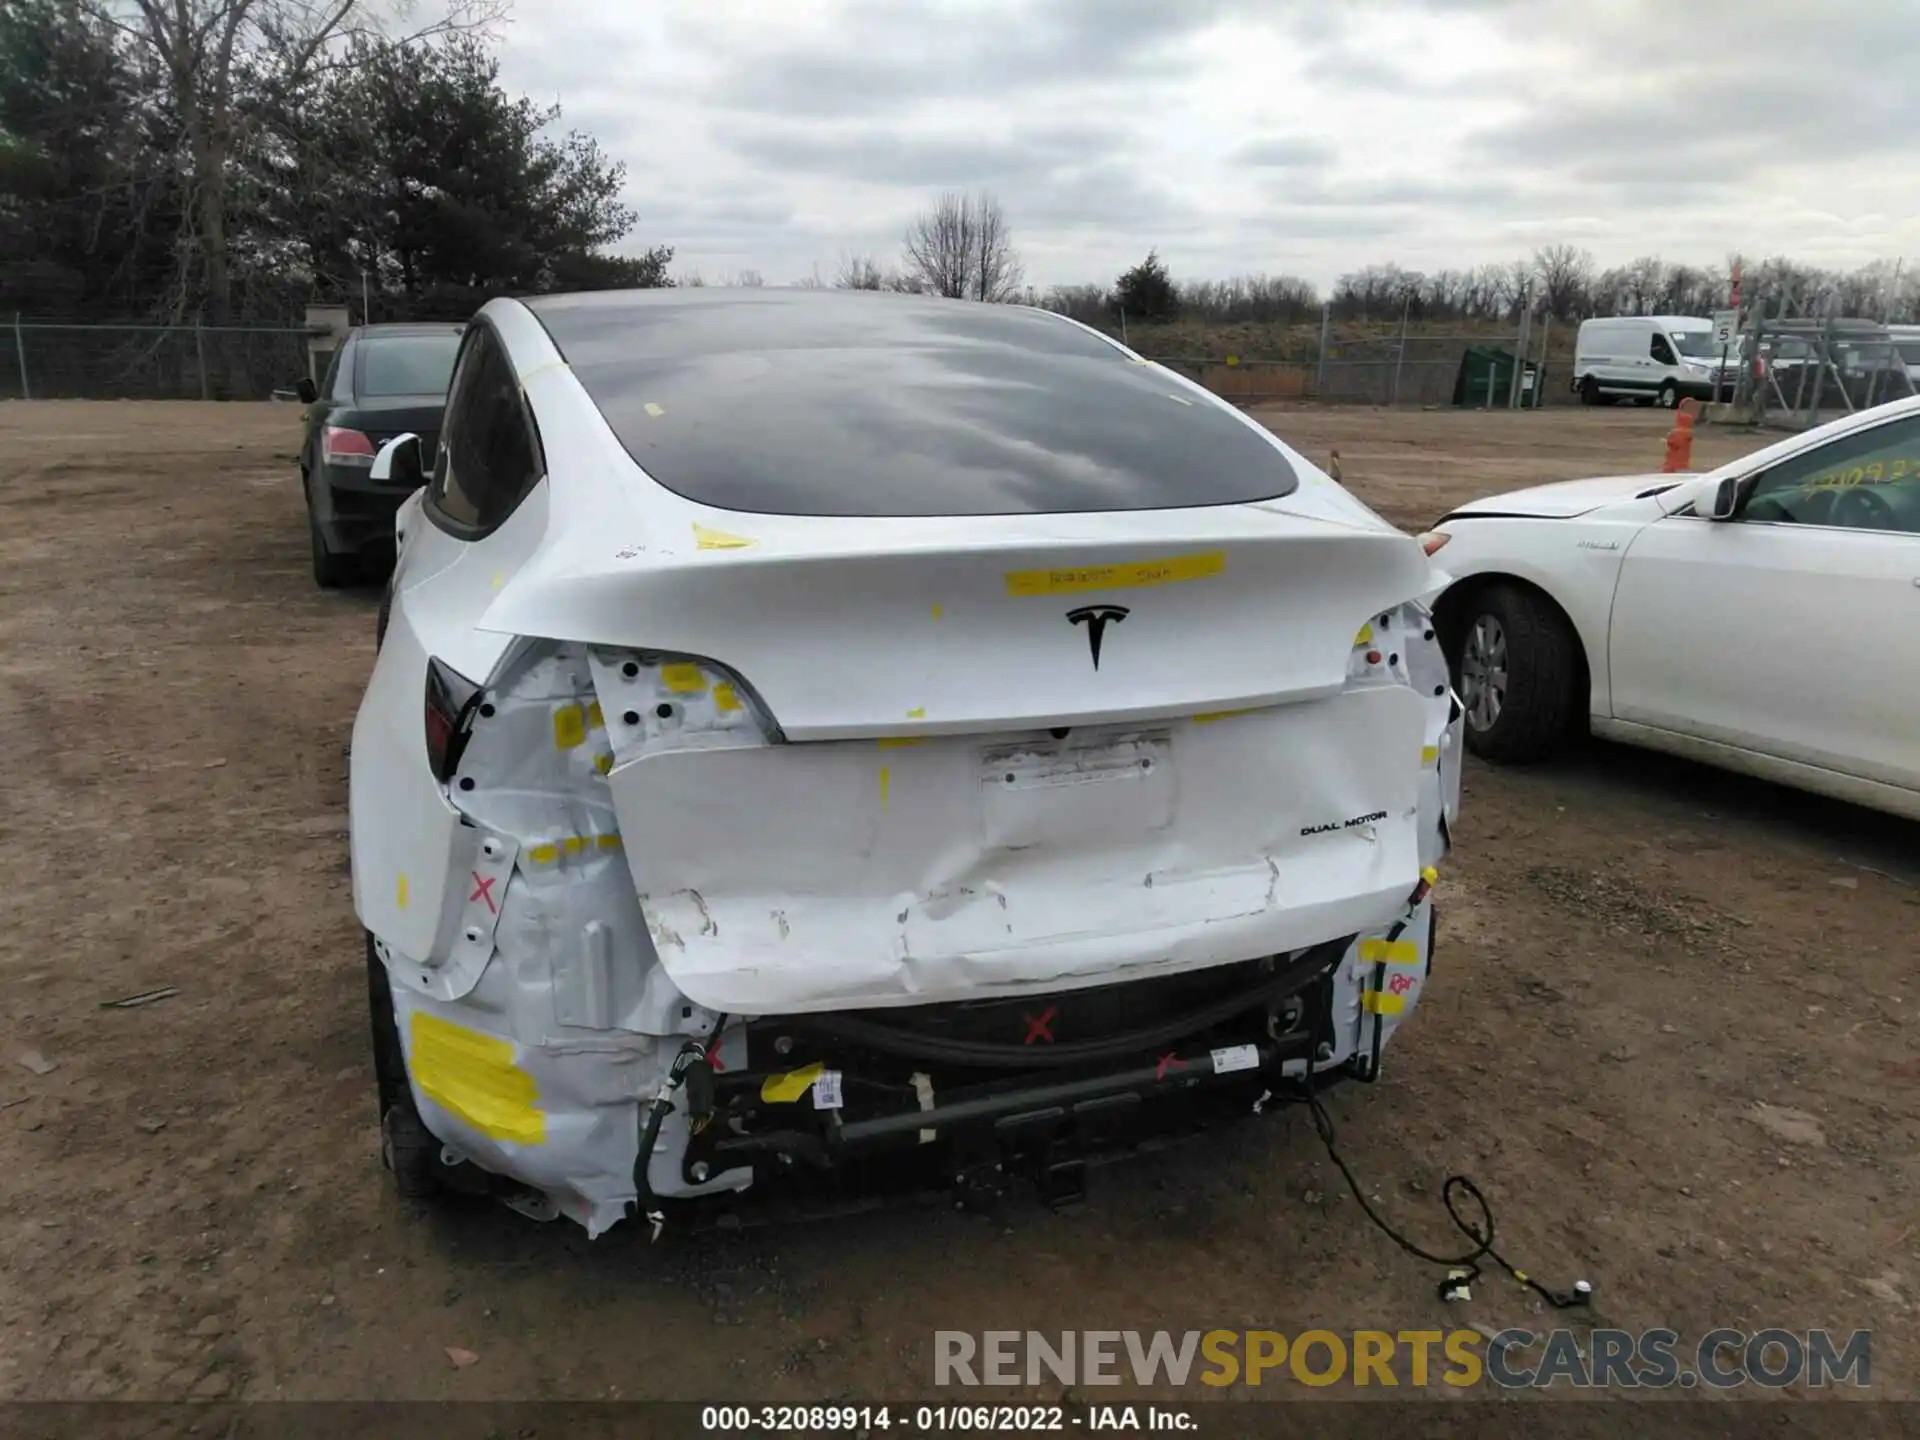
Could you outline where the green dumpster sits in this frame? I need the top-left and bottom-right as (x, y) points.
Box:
(1453, 345), (1543, 409)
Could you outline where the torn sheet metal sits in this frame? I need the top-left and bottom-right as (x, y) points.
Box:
(389, 973), (750, 1239)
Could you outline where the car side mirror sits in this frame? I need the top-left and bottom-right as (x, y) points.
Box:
(1680, 474), (1743, 521)
(295, 377), (318, 405)
(371, 432), (424, 491)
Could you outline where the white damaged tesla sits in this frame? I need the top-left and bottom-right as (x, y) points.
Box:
(349, 288), (1463, 1236)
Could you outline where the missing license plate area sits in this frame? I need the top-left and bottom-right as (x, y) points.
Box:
(979, 731), (1174, 848)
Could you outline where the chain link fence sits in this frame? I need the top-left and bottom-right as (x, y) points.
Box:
(1729, 316), (1920, 431)
(6, 312), (1569, 411)
(1, 319), (313, 401)
(1142, 312), (1562, 408)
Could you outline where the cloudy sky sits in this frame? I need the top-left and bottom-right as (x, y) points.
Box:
(492, 0), (1916, 290)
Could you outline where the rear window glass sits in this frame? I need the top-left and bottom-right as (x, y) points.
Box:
(526, 290), (1298, 517)
(360, 334), (462, 397)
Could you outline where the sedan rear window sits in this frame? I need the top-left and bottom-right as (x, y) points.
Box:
(360, 335), (462, 397)
(525, 290), (1298, 517)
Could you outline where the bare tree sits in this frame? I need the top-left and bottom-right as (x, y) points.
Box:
(833, 251), (885, 290)
(1532, 243), (1595, 320)
(103, 0), (500, 323)
(1498, 259), (1532, 318)
(901, 190), (1022, 301)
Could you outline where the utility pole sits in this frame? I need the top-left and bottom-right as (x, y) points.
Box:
(1508, 289), (1530, 409)
(1390, 295), (1411, 406)
(1536, 313), (1552, 409)
(1316, 301), (1331, 395)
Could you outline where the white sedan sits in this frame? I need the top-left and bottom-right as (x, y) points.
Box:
(1426, 393), (1920, 820)
(350, 288), (1462, 1236)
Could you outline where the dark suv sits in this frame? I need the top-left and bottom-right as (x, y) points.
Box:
(296, 322), (463, 588)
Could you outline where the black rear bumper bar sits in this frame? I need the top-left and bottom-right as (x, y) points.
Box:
(705, 1031), (1315, 1170)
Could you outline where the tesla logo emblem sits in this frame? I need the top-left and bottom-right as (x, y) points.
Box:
(1066, 604), (1130, 669)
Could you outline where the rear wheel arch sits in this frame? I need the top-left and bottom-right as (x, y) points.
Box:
(1433, 573), (1592, 759)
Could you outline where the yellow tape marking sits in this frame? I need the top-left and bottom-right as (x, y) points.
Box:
(661, 663), (707, 694)
(1362, 991), (1407, 1016)
(931, 604), (944, 621)
(644, 402), (665, 418)
(712, 683), (742, 713)
(564, 835), (587, 856)
(410, 1012), (545, 1144)
(529, 843), (560, 865)
(595, 753), (613, 775)
(879, 766), (891, 812)
(1421, 866), (1439, 887)
(906, 706), (927, 719)
(1166, 393), (1193, 406)
(1360, 938), (1420, 967)
(396, 873), (409, 910)
(1421, 745), (1439, 765)
(1355, 624), (1375, 645)
(596, 834), (622, 851)
(586, 701), (603, 729)
(1194, 707), (1263, 724)
(877, 737), (927, 749)
(1003, 551), (1225, 598)
(490, 572), (505, 592)
(552, 703), (587, 751)
(761, 1062), (825, 1104)
(693, 523), (755, 550)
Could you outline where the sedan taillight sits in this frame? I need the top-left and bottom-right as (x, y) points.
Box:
(323, 425), (376, 467)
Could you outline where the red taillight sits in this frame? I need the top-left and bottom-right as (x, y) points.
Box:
(323, 425), (376, 466)
(424, 657), (481, 782)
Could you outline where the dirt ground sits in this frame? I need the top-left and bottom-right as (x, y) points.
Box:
(1, 400), (1914, 1409)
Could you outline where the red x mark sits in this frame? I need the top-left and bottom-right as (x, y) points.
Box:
(1156, 1052), (1188, 1081)
(1022, 1006), (1057, 1045)
(1388, 973), (1417, 995)
(468, 871), (498, 915)
(706, 1048), (727, 1073)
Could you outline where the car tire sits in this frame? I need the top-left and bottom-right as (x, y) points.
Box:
(1578, 376), (1601, 406)
(1656, 380), (1679, 409)
(310, 510), (356, 590)
(360, 545), (398, 588)
(1452, 583), (1579, 763)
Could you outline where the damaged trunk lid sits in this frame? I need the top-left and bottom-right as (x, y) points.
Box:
(491, 509), (1443, 1016)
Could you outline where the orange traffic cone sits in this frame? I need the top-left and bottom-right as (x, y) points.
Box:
(1662, 399), (1698, 473)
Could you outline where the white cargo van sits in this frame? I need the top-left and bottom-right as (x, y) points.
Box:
(1572, 316), (1737, 408)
